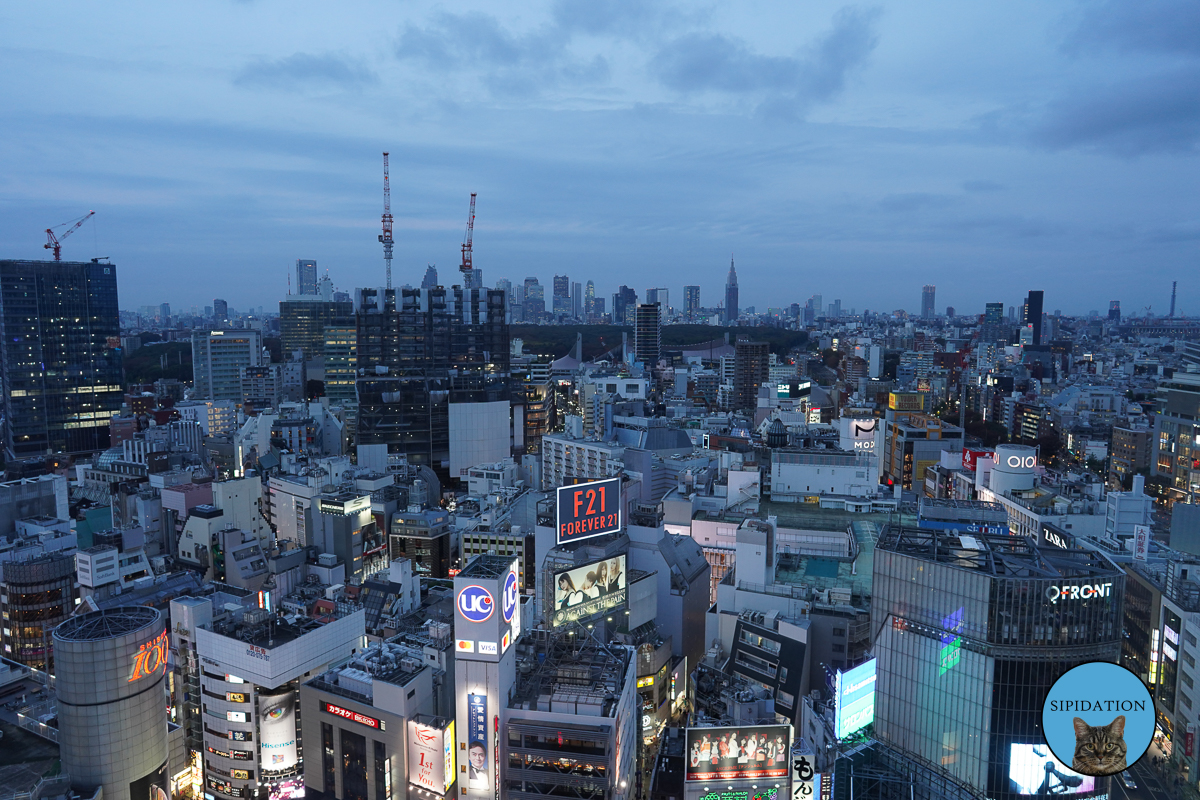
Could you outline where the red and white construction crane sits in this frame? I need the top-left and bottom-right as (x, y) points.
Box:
(379, 153), (394, 289)
(44, 210), (95, 261)
(459, 192), (476, 282)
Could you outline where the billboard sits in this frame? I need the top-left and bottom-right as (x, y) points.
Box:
(1008, 744), (1094, 795)
(961, 448), (991, 471)
(258, 690), (298, 771)
(552, 555), (627, 627)
(408, 718), (455, 795)
(556, 477), (622, 544)
(684, 725), (791, 782)
(504, 558), (521, 643)
(834, 659), (876, 739)
(467, 694), (488, 790)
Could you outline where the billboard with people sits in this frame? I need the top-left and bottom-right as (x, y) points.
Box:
(684, 725), (791, 781)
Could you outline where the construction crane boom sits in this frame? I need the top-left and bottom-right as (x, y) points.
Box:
(378, 152), (394, 289)
(44, 210), (95, 261)
(460, 193), (476, 279)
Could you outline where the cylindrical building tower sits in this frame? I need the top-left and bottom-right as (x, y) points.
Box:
(54, 606), (169, 800)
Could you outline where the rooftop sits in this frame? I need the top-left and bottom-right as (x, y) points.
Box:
(509, 637), (631, 716)
(459, 553), (516, 580)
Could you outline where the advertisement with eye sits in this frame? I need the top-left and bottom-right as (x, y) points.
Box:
(258, 690), (298, 771)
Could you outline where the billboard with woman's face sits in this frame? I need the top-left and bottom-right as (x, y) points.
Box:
(552, 555), (626, 627)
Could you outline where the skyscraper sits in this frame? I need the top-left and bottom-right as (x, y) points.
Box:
(1108, 300), (1121, 322)
(981, 302), (1005, 343)
(0, 259), (123, 458)
(422, 264), (439, 288)
(323, 318), (357, 425)
(921, 285), (936, 319)
(279, 296), (353, 359)
(355, 286), (510, 480)
(213, 298), (228, 322)
(645, 288), (668, 320)
(1022, 290), (1044, 345)
(634, 303), (661, 367)
(684, 285), (700, 318)
(552, 275), (571, 317)
(523, 278), (545, 320)
(613, 286), (637, 326)
(724, 258), (739, 325)
(584, 280), (595, 316)
(733, 339), (769, 411)
(296, 259), (318, 296)
(573, 281), (582, 318)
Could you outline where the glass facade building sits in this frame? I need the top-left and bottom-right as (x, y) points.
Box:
(873, 525), (1123, 799)
(0, 259), (122, 458)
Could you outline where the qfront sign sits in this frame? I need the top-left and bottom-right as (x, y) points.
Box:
(1046, 583), (1113, 604)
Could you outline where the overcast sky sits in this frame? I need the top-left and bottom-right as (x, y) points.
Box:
(1, 1), (1197, 316)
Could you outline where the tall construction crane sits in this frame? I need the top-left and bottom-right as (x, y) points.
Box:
(459, 193), (477, 284)
(44, 210), (95, 261)
(379, 152), (394, 289)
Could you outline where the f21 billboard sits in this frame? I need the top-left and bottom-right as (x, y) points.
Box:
(684, 725), (791, 782)
(556, 477), (621, 544)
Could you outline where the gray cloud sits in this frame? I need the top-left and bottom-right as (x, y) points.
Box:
(962, 179), (1006, 193)
(550, 0), (678, 39)
(1066, 0), (1200, 57)
(1032, 67), (1200, 156)
(234, 53), (377, 89)
(650, 6), (880, 115)
(396, 11), (609, 94)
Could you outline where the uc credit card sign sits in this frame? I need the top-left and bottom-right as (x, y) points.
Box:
(556, 477), (621, 544)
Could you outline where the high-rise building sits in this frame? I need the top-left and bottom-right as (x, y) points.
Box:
(1108, 300), (1121, 322)
(213, 298), (228, 322)
(192, 329), (263, 403)
(296, 259), (318, 296)
(724, 258), (739, 324)
(921, 284), (936, 319)
(0, 259), (123, 458)
(355, 286), (510, 480)
(551, 275), (571, 317)
(279, 297), (354, 360)
(684, 285), (700, 318)
(980, 302), (1006, 343)
(873, 524), (1123, 798)
(1022, 290), (1044, 345)
(523, 278), (545, 320)
(323, 318), (357, 425)
(584, 280), (596, 316)
(733, 339), (769, 411)
(634, 303), (661, 367)
(422, 264), (439, 288)
(573, 281), (582, 318)
(613, 286), (637, 326)
(158, 302), (171, 324)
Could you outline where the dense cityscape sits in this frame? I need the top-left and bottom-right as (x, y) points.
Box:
(3, 4), (1198, 800)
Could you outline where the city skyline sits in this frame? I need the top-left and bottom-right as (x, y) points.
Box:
(2, 1), (1196, 313)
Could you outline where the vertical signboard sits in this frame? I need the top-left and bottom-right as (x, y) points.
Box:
(503, 558), (521, 644)
(834, 659), (876, 739)
(408, 719), (451, 794)
(258, 691), (298, 771)
(1133, 524), (1150, 561)
(467, 694), (488, 791)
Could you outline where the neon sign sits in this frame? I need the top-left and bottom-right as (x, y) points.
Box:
(129, 630), (168, 682)
(1045, 583), (1113, 604)
(323, 702), (383, 729)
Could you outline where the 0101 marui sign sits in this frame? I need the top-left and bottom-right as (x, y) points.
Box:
(556, 477), (622, 545)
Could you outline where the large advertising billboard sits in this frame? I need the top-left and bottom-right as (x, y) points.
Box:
(834, 659), (876, 739)
(552, 555), (627, 627)
(408, 718), (456, 795)
(684, 725), (791, 782)
(258, 690), (298, 771)
(556, 477), (622, 544)
(467, 694), (489, 791)
(1008, 744), (1095, 795)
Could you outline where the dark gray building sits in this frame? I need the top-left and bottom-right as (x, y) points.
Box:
(354, 286), (510, 481)
(872, 524), (1123, 799)
(0, 259), (122, 459)
(724, 258), (739, 325)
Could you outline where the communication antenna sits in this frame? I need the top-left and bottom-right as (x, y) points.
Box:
(379, 153), (394, 289)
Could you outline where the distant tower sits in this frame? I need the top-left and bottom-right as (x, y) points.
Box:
(422, 264), (438, 289)
(921, 285), (936, 319)
(684, 285), (700, 319)
(584, 280), (595, 316)
(1108, 301), (1121, 323)
(1170, 281), (1177, 318)
(1022, 290), (1044, 345)
(724, 257), (739, 325)
(296, 260), (318, 296)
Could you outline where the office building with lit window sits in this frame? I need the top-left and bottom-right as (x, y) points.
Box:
(192, 329), (263, 404)
(0, 550), (76, 670)
(170, 594), (365, 800)
(0, 259), (123, 458)
(280, 298), (353, 360)
(872, 524), (1123, 799)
